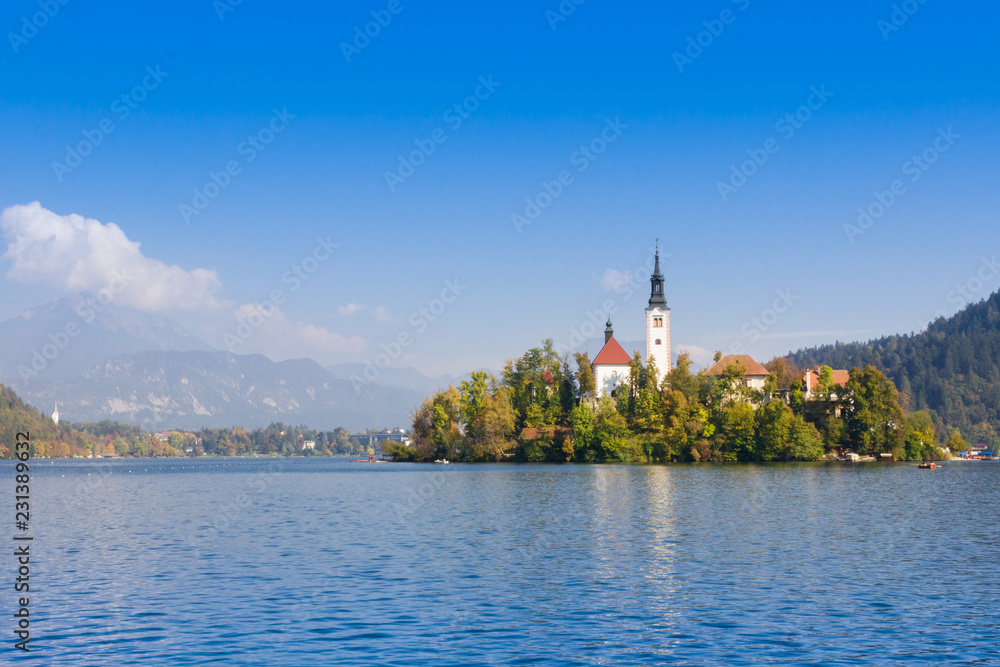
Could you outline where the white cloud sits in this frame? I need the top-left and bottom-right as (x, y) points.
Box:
(226, 304), (366, 364)
(600, 268), (631, 291)
(675, 344), (714, 369)
(1, 202), (221, 311)
(338, 303), (364, 316)
(371, 306), (391, 322)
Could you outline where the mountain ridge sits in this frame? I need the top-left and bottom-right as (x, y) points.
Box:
(785, 291), (1000, 444)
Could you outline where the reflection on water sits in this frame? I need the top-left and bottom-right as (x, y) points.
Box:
(16, 458), (1000, 665)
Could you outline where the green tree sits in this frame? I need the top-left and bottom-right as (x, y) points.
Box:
(633, 356), (662, 434)
(840, 365), (907, 455)
(715, 402), (757, 461)
(756, 400), (792, 461)
(788, 414), (825, 460)
(594, 398), (631, 460)
(945, 429), (967, 454)
(765, 357), (802, 390)
(665, 352), (700, 401)
(570, 402), (597, 461)
(816, 365), (837, 400)
(574, 352), (596, 397)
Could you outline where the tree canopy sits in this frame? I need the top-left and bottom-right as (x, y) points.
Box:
(403, 340), (931, 463)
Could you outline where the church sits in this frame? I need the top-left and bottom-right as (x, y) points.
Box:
(592, 248), (671, 397)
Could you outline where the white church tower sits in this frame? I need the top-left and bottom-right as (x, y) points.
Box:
(52, 400), (59, 426)
(645, 246), (671, 384)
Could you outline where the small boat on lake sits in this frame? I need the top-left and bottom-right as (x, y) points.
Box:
(434, 459), (450, 464)
(918, 462), (938, 469)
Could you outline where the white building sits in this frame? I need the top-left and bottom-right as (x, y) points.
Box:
(591, 245), (673, 398)
(645, 248), (671, 384)
(703, 354), (771, 393)
(52, 400), (59, 426)
(592, 319), (633, 397)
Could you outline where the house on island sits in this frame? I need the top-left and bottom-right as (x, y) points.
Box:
(703, 354), (771, 393)
(592, 319), (632, 397)
(803, 366), (850, 400)
(592, 247), (672, 398)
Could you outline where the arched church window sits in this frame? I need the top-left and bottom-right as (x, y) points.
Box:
(655, 339), (661, 345)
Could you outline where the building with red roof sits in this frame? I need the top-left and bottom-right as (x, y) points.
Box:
(703, 354), (771, 392)
(803, 366), (850, 399)
(592, 319), (633, 397)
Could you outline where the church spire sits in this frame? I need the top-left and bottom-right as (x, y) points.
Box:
(648, 244), (667, 308)
(605, 318), (614, 343)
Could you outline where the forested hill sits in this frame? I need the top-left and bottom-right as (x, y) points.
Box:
(786, 291), (1000, 443)
(0, 383), (90, 457)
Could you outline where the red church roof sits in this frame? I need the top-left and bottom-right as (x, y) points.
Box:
(593, 336), (633, 365)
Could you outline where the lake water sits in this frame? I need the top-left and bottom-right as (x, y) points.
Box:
(16, 458), (1000, 665)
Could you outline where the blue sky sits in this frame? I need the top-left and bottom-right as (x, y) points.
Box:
(1, 0), (999, 376)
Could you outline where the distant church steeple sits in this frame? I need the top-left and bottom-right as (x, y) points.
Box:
(648, 243), (667, 308)
(605, 318), (614, 343)
(52, 400), (59, 426)
(645, 241), (671, 380)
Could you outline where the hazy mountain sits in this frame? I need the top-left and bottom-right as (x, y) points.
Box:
(0, 295), (214, 383)
(10, 350), (424, 432)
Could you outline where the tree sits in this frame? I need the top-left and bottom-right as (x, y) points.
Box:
(594, 399), (631, 460)
(840, 365), (907, 455)
(816, 365), (836, 400)
(665, 352), (700, 401)
(632, 356), (662, 433)
(464, 383), (516, 461)
(412, 386), (463, 460)
(574, 352), (596, 397)
(765, 357), (802, 390)
(788, 415), (825, 460)
(570, 403), (597, 461)
(459, 371), (490, 429)
(945, 429), (967, 453)
(715, 402), (756, 462)
(756, 400), (793, 461)
(710, 359), (752, 408)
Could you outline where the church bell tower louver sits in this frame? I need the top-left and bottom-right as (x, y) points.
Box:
(645, 245), (671, 383)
